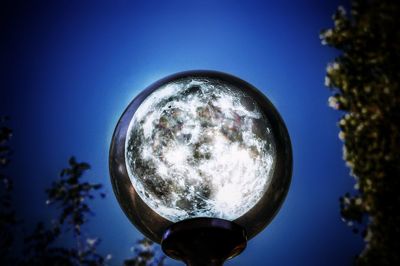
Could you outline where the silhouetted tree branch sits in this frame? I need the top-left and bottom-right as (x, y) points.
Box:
(21, 157), (107, 266)
(0, 116), (165, 266)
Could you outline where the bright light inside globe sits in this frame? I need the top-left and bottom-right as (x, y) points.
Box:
(125, 77), (276, 222)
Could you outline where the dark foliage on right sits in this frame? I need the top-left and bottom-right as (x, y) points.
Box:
(321, 0), (400, 264)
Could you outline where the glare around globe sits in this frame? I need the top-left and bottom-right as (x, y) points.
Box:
(125, 77), (276, 222)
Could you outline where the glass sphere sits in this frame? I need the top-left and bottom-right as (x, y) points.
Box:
(110, 71), (292, 243)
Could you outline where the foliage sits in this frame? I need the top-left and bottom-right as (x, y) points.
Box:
(0, 116), (17, 265)
(21, 157), (107, 266)
(321, 0), (400, 264)
(0, 117), (165, 266)
(46, 156), (105, 236)
(123, 238), (165, 266)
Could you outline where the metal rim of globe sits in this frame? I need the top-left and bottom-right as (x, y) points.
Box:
(109, 70), (292, 243)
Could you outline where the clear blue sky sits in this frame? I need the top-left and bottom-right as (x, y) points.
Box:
(1, 0), (363, 265)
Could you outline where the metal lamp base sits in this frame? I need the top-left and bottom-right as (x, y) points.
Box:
(161, 218), (247, 266)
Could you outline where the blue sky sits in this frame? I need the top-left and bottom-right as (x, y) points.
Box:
(1, 0), (363, 265)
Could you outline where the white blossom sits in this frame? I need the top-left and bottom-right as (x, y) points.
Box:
(328, 96), (339, 109)
(325, 76), (331, 87)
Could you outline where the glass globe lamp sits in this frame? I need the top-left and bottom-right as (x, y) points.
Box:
(109, 70), (292, 265)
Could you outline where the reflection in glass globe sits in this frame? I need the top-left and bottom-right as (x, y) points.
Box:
(125, 77), (276, 222)
(109, 70), (292, 243)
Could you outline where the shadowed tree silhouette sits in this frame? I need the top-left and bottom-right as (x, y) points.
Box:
(20, 157), (107, 266)
(0, 116), (165, 266)
(0, 116), (17, 265)
(321, 0), (400, 264)
(18, 157), (165, 266)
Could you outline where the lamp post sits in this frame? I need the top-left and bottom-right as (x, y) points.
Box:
(109, 70), (292, 266)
